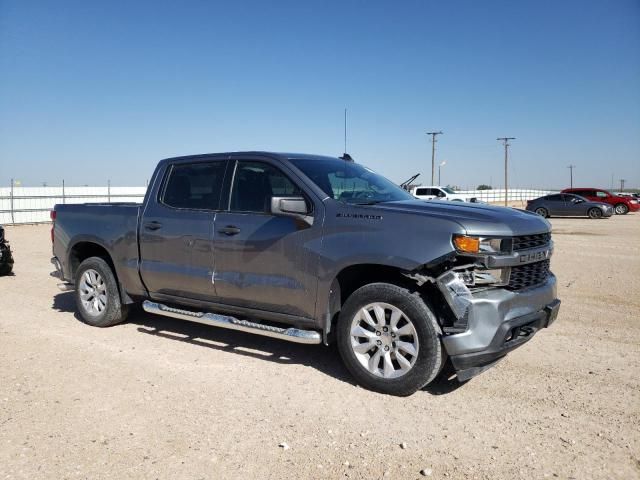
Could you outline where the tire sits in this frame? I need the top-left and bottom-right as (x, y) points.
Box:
(534, 207), (548, 218)
(614, 203), (628, 215)
(0, 262), (12, 276)
(0, 243), (13, 276)
(336, 283), (444, 396)
(74, 256), (128, 327)
(588, 208), (603, 219)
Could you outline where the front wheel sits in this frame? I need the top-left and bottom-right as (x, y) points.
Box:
(614, 203), (629, 215)
(588, 207), (603, 219)
(75, 256), (129, 327)
(336, 283), (444, 396)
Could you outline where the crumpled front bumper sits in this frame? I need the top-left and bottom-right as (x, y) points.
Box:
(436, 270), (560, 381)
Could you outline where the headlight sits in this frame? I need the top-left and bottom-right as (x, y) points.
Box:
(457, 267), (511, 287)
(453, 235), (509, 254)
(472, 268), (510, 286)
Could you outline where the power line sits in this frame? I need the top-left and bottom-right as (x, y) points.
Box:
(497, 137), (516, 206)
(567, 165), (576, 188)
(426, 131), (443, 185)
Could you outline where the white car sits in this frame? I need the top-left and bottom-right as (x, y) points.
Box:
(411, 186), (478, 203)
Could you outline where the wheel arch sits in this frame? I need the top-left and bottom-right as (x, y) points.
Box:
(322, 263), (450, 344)
(67, 240), (132, 304)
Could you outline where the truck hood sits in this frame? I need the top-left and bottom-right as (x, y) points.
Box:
(375, 200), (551, 237)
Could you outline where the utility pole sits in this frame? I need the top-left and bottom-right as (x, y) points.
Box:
(426, 131), (443, 185)
(567, 164), (576, 188)
(620, 179), (625, 192)
(497, 137), (516, 206)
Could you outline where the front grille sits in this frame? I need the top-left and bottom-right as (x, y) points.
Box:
(508, 259), (550, 290)
(512, 233), (551, 251)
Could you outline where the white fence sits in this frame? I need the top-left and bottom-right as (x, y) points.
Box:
(457, 188), (558, 203)
(1, 185), (558, 225)
(0, 185), (146, 224)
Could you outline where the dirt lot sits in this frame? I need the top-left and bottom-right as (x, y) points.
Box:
(1, 217), (639, 480)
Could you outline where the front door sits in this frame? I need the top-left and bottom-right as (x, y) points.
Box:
(212, 159), (320, 319)
(139, 159), (228, 301)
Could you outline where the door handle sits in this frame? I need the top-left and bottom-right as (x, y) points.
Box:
(144, 221), (163, 231)
(219, 225), (241, 236)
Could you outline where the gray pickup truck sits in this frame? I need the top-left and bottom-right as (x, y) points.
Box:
(51, 152), (560, 396)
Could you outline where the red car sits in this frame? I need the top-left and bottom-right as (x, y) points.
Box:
(561, 188), (639, 215)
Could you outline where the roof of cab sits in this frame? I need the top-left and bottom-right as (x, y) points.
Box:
(158, 151), (342, 166)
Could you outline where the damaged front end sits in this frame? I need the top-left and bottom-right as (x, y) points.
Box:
(410, 233), (560, 382)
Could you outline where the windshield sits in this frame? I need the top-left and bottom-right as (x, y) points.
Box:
(441, 187), (456, 194)
(290, 158), (414, 204)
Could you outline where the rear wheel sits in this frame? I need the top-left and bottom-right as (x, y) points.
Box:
(534, 207), (549, 218)
(614, 203), (629, 215)
(75, 257), (128, 327)
(337, 283), (444, 396)
(588, 208), (603, 219)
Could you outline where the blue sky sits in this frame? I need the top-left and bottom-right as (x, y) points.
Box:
(1, 0), (639, 189)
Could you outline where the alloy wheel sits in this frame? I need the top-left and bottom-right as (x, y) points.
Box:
(79, 269), (107, 315)
(349, 302), (419, 379)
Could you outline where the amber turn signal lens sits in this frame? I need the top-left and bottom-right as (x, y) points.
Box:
(453, 235), (480, 253)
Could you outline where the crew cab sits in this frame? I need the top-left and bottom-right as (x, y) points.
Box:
(51, 152), (560, 396)
(411, 186), (478, 203)
(561, 188), (639, 215)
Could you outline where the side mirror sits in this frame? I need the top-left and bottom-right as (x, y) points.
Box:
(271, 196), (313, 225)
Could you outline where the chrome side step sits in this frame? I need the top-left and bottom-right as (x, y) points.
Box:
(142, 301), (322, 345)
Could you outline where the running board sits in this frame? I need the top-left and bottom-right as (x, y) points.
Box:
(142, 301), (322, 345)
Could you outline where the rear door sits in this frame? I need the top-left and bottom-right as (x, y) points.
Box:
(544, 194), (565, 215)
(139, 159), (228, 301)
(212, 157), (320, 319)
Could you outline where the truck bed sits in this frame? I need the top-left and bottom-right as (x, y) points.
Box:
(52, 203), (145, 297)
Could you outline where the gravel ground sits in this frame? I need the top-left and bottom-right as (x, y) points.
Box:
(1, 216), (639, 480)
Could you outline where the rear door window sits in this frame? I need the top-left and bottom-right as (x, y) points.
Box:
(162, 162), (227, 210)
